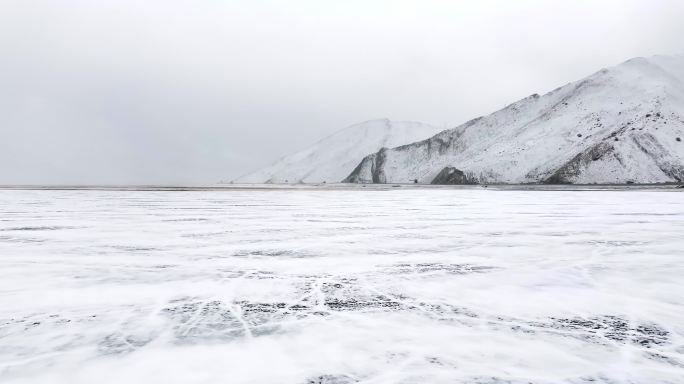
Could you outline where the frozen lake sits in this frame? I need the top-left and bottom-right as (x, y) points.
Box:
(1, 187), (683, 383)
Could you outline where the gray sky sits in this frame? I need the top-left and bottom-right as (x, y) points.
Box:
(1, 0), (683, 185)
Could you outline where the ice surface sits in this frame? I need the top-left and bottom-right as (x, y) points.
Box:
(0, 188), (683, 383)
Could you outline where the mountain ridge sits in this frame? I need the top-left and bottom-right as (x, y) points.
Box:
(344, 55), (684, 185)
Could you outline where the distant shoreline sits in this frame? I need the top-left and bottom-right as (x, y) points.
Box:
(0, 183), (681, 192)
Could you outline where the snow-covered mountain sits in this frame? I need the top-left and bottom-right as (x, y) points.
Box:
(234, 119), (444, 183)
(345, 55), (684, 184)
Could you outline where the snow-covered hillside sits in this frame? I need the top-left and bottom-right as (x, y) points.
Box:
(345, 55), (684, 184)
(234, 119), (444, 183)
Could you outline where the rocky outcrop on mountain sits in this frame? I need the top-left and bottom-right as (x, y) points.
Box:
(430, 167), (478, 185)
(344, 55), (684, 184)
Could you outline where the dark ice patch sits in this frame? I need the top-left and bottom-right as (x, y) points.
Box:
(643, 351), (684, 368)
(162, 218), (211, 222)
(160, 298), (319, 342)
(534, 316), (669, 347)
(107, 245), (159, 252)
(413, 302), (479, 320)
(584, 240), (648, 247)
(305, 374), (359, 384)
(383, 263), (495, 275)
(460, 377), (544, 384)
(233, 249), (313, 258)
(161, 300), (245, 342)
(0, 313), (73, 335)
(0, 226), (77, 231)
(0, 235), (45, 243)
(319, 280), (404, 312)
(324, 296), (402, 311)
(98, 332), (152, 354)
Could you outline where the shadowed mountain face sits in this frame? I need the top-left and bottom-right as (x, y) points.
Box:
(344, 55), (684, 185)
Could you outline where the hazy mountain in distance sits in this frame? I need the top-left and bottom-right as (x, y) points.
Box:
(233, 119), (445, 183)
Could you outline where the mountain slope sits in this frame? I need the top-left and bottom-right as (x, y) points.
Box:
(234, 119), (444, 183)
(344, 55), (684, 184)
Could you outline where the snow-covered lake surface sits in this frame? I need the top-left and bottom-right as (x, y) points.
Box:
(1, 187), (683, 384)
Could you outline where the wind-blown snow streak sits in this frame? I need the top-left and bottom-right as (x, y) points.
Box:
(1, 188), (683, 383)
(234, 119), (444, 183)
(345, 55), (684, 184)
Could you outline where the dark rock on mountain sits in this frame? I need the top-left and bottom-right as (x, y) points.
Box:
(431, 167), (478, 185)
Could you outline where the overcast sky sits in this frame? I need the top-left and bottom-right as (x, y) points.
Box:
(1, 0), (683, 185)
